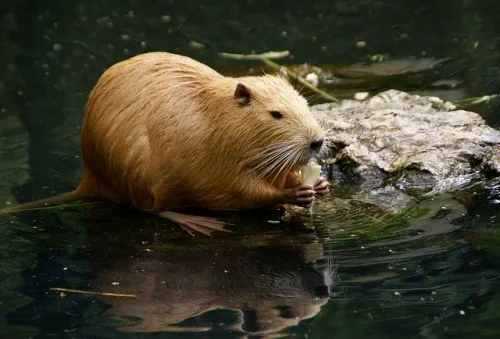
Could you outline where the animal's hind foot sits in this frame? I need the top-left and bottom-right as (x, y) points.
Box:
(158, 210), (231, 236)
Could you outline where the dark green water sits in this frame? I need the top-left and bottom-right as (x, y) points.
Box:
(1, 1), (500, 338)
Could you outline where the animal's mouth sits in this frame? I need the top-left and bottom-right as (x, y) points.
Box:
(251, 138), (327, 180)
(296, 155), (313, 167)
(292, 145), (323, 168)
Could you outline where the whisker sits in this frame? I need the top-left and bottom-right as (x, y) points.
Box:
(274, 148), (299, 179)
(251, 145), (292, 172)
(258, 147), (295, 179)
(261, 146), (297, 178)
(249, 137), (314, 182)
(247, 142), (293, 161)
(297, 83), (306, 96)
(270, 148), (297, 183)
(251, 144), (295, 172)
(268, 139), (307, 183)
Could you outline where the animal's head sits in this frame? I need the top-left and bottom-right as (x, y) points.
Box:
(230, 74), (326, 180)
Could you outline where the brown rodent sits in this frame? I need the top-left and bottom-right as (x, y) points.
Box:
(4, 52), (329, 234)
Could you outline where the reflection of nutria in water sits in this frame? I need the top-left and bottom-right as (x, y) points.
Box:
(2, 52), (329, 234)
(92, 242), (334, 335)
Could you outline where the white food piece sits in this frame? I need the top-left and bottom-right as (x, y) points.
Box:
(354, 92), (369, 101)
(300, 163), (322, 186)
(305, 73), (319, 87)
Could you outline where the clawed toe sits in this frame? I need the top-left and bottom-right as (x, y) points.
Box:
(313, 178), (330, 198)
(158, 211), (232, 236)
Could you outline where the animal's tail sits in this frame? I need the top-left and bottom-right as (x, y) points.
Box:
(0, 191), (78, 214)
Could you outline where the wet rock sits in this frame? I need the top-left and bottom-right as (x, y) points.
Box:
(352, 186), (413, 212)
(312, 89), (500, 195)
(482, 146), (500, 175)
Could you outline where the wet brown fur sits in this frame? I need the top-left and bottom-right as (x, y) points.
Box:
(72, 52), (324, 213)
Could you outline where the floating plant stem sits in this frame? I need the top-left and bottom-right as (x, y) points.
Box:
(454, 94), (499, 108)
(219, 51), (339, 103)
(50, 287), (137, 298)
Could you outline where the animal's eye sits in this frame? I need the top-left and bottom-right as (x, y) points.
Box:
(270, 111), (283, 120)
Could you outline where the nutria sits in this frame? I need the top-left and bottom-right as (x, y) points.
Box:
(3, 52), (329, 234)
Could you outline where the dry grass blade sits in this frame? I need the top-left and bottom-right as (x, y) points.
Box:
(50, 287), (137, 298)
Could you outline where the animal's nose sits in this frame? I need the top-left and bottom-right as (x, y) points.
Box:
(309, 138), (324, 151)
(314, 284), (330, 298)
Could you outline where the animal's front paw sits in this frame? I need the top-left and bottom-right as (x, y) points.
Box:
(313, 177), (330, 198)
(284, 185), (316, 208)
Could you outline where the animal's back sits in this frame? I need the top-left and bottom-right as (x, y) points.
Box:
(77, 52), (223, 209)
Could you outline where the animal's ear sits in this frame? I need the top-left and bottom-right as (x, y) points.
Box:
(234, 83), (252, 106)
(278, 66), (289, 81)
